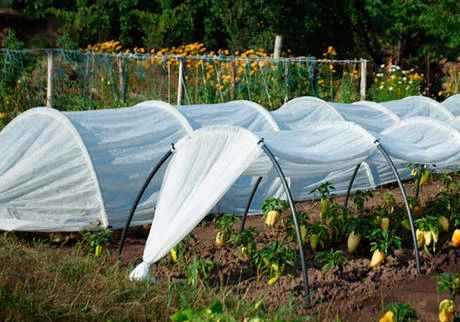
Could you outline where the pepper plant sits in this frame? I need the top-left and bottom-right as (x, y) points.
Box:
(213, 213), (239, 247)
(380, 302), (418, 322)
(80, 221), (113, 257)
(184, 253), (216, 289)
(415, 214), (440, 255)
(367, 227), (402, 267)
(253, 240), (298, 285)
(314, 248), (348, 277)
(229, 227), (259, 262)
(261, 197), (288, 228)
(310, 181), (336, 219)
(350, 189), (373, 214)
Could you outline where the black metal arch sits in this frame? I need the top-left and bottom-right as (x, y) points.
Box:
(341, 142), (421, 273)
(117, 139), (312, 308)
(117, 148), (173, 260)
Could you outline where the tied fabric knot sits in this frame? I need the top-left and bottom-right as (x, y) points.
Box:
(129, 261), (156, 283)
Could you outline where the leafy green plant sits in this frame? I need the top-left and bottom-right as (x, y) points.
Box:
(184, 253), (216, 289)
(170, 299), (224, 321)
(169, 233), (197, 264)
(415, 215), (440, 254)
(381, 191), (397, 216)
(310, 181), (336, 218)
(323, 203), (349, 242)
(350, 189), (374, 214)
(439, 172), (459, 194)
(367, 227), (402, 267)
(408, 163), (433, 199)
(435, 272), (460, 301)
(79, 221), (113, 257)
(261, 197), (288, 227)
(229, 227), (259, 262)
(345, 216), (373, 253)
(286, 211), (310, 244)
(253, 240), (298, 285)
(435, 272), (460, 322)
(381, 302), (418, 322)
(306, 220), (328, 251)
(213, 213), (239, 247)
(314, 249), (348, 277)
(368, 63), (423, 102)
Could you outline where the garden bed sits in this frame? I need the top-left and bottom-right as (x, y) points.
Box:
(116, 175), (460, 320)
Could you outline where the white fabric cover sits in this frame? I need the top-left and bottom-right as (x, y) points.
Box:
(331, 101), (400, 134)
(130, 126), (263, 281)
(0, 104), (193, 231)
(175, 100), (279, 131)
(1, 96), (460, 234)
(174, 100), (283, 215)
(272, 96), (344, 130)
(380, 96), (455, 121)
(0, 108), (105, 231)
(131, 118), (460, 280)
(442, 94), (460, 116)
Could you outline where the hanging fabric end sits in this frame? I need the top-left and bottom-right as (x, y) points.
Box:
(129, 261), (156, 283)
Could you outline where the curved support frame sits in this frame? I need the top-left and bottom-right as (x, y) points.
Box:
(344, 163), (361, 209)
(117, 149), (174, 259)
(239, 176), (263, 233)
(375, 142), (421, 273)
(261, 143), (311, 307)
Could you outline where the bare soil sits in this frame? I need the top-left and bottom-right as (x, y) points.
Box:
(113, 180), (460, 321)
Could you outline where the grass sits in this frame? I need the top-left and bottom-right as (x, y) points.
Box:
(0, 232), (316, 321)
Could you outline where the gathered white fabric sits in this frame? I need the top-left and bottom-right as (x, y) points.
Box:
(129, 261), (155, 283)
(139, 126), (263, 266)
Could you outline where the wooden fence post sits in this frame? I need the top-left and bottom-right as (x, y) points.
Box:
(119, 55), (126, 107)
(274, 35), (282, 59)
(177, 57), (185, 105)
(360, 59), (367, 101)
(46, 51), (53, 107)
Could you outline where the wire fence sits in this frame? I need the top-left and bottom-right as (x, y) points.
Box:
(0, 49), (367, 116)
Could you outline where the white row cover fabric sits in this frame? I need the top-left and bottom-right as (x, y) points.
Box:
(1, 95), (460, 232)
(174, 100), (284, 214)
(130, 119), (460, 281)
(129, 126), (264, 281)
(441, 94), (460, 116)
(380, 96), (455, 121)
(0, 105), (193, 231)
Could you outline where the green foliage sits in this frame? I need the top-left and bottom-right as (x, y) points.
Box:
(350, 189), (373, 214)
(314, 249), (348, 275)
(169, 233), (197, 264)
(381, 302), (418, 322)
(1, 28), (24, 50)
(184, 253), (216, 289)
(79, 221), (113, 256)
(261, 197), (289, 226)
(415, 214), (440, 254)
(261, 197), (288, 214)
(170, 299), (223, 321)
(213, 213), (239, 243)
(435, 272), (460, 301)
(253, 240), (298, 283)
(310, 181), (336, 200)
(6, 0), (459, 93)
(346, 216), (373, 238)
(368, 64), (424, 102)
(229, 227), (259, 261)
(367, 227), (402, 256)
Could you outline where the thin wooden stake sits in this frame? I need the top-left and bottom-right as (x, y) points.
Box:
(46, 51), (53, 107)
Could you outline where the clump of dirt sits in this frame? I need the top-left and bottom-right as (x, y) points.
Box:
(114, 180), (460, 321)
